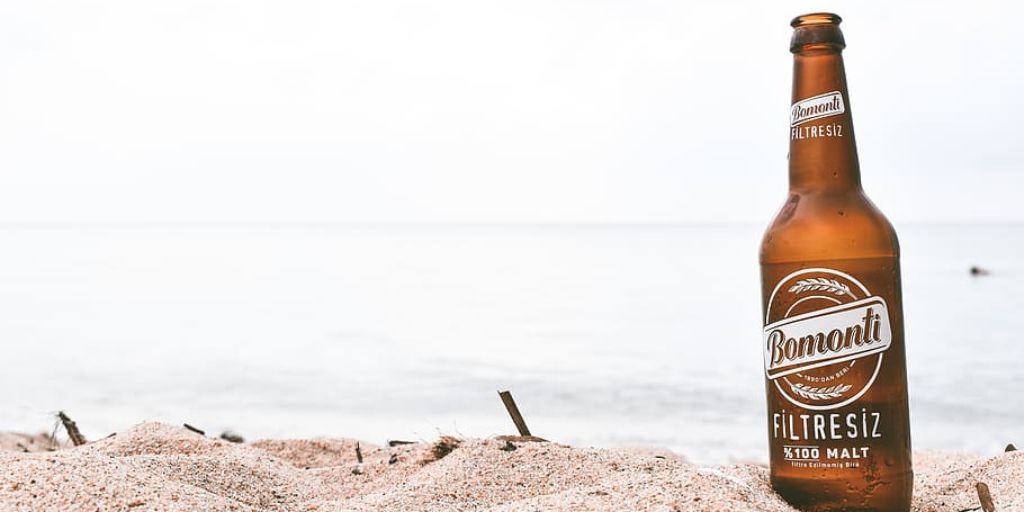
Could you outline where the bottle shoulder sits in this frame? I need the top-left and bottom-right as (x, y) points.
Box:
(759, 190), (899, 264)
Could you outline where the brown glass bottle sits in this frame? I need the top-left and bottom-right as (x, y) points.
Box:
(759, 13), (913, 512)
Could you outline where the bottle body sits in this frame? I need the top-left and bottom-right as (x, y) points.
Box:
(760, 13), (913, 511)
(761, 249), (913, 511)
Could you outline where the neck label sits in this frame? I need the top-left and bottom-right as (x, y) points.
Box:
(791, 91), (845, 126)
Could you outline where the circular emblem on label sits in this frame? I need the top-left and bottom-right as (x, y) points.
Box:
(763, 268), (892, 411)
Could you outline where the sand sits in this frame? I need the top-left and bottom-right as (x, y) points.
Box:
(0, 422), (1018, 511)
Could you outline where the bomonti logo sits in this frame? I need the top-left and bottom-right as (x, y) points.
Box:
(763, 268), (892, 410)
(790, 91), (845, 127)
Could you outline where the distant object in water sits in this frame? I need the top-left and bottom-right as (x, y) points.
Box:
(970, 265), (991, 277)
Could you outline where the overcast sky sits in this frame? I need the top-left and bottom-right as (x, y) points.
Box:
(0, 1), (1020, 224)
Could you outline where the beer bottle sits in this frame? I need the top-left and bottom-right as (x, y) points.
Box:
(759, 13), (913, 511)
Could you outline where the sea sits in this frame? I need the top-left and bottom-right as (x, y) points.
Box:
(0, 223), (1020, 464)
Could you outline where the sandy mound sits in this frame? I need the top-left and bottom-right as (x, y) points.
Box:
(0, 431), (59, 453)
(914, 449), (1024, 511)
(0, 422), (1016, 511)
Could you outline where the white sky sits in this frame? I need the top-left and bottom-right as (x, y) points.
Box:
(0, 1), (1020, 223)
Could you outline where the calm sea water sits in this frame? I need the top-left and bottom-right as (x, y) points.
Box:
(0, 224), (1020, 463)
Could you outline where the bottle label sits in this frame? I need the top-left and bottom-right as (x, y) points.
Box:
(790, 91), (845, 126)
(763, 268), (891, 410)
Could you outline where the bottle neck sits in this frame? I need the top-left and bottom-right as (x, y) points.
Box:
(788, 48), (862, 193)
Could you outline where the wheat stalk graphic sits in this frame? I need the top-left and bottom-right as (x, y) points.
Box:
(789, 382), (853, 401)
(788, 278), (852, 296)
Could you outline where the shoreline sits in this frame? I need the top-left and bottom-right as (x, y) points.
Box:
(0, 422), (1018, 511)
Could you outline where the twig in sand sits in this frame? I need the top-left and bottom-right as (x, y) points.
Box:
(57, 411), (86, 446)
(976, 482), (996, 512)
(183, 424), (206, 436)
(47, 422), (60, 451)
(1005, 443), (1017, 452)
(220, 431), (244, 443)
(419, 436), (462, 465)
(351, 442), (366, 475)
(496, 434), (547, 442)
(498, 390), (532, 437)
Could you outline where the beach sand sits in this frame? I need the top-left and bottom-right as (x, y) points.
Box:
(0, 422), (1017, 511)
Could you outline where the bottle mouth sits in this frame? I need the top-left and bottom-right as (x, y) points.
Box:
(790, 12), (845, 52)
(791, 12), (842, 28)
